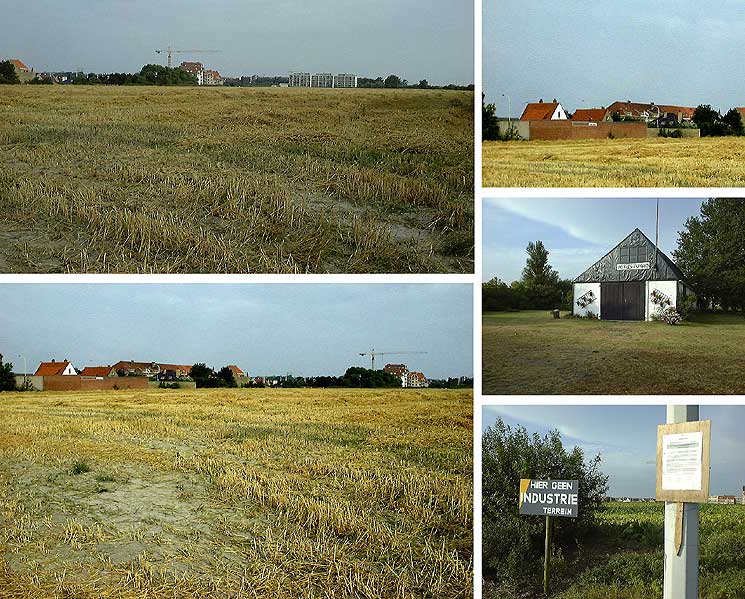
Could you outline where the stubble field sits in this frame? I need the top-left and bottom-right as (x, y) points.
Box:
(0, 388), (473, 598)
(0, 86), (473, 273)
(482, 137), (745, 187)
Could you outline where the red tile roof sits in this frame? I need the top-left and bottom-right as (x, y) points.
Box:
(227, 365), (244, 377)
(10, 59), (29, 71)
(35, 361), (71, 376)
(571, 108), (607, 122)
(606, 101), (695, 120)
(520, 102), (560, 121)
(80, 366), (113, 377)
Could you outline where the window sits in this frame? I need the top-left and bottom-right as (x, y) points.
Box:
(620, 245), (647, 264)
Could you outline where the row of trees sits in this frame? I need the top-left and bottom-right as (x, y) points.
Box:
(483, 241), (572, 311)
(188, 365), (404, 389)
(691, 105), (744, 136)
(358, 75), (472, 90)
(70, 64), (197, 86)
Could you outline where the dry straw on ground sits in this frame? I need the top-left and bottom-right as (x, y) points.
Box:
(482, 138), (745, 187)
(0, 86), (473, 273)
(0, 388), (473, 598)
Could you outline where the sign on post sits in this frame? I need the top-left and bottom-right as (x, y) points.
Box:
(519, 479), (579, 518)
(656, 420), (711, 503)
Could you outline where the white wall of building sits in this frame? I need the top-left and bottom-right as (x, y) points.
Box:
(646, 280), (678, 321)
(573, 282), (601, 318)
(552, 104), (568, 120)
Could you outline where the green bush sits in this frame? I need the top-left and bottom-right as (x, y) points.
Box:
(482, 419), (609, 583)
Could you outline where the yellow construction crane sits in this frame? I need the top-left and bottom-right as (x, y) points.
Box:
(155, 47), (221, 69)
(358, 349), (427, 371)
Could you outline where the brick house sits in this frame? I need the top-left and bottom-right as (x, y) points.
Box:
(605, 101), (695, 123)
(405, 371), (429, 388)
(571, 108), (608, 123)
(520, 99), (568, 121)
(34, 359), (77, 376)
(80, 366), (117, 378)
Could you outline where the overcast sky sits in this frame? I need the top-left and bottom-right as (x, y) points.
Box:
(484, 405), (745, 497)
(483, 198), (706, 283)
(0, 284), (473, 379)
(0, 0), (473, 84)
(484, 0), (745, 113)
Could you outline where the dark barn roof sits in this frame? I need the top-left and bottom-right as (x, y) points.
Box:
(574, 228), (689, 284)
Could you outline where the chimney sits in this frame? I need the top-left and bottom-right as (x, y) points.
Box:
(538, 98), (543, 103)
(552, 98), (557, 103)
(52, 359), (55, 363)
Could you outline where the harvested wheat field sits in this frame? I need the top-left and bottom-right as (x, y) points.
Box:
(482, 137), (745, 187)
(0, 388), (473, 598)
(0, 86), (473, 273)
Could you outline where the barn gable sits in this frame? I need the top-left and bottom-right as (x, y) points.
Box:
(573, 228), (688, 283)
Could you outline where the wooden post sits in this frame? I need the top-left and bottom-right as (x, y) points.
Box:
(544, 515), (551, 595)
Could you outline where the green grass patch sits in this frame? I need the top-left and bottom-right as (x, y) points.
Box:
(482, 310), (745, 394)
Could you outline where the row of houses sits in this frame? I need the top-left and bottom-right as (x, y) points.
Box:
(519, 98), (699, 127)
(382, 364), (429, 388)
(30, 359), (244, 381)
(288, 72), (358, 88)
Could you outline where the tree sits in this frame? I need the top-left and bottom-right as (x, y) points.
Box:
(674, 199), (745, 311)
(0, 354), (17, 391)
(482, 94), (500, 141)
(0, 61), (20, 84)
(691, 104), (732, 136)
(417, 79), (429, 89)
(384, 74), (403, 88)
(482, 418), (608, 583)
(189, 363), (215, 388)
(722, 108), (744, 136)
(522, 241), (559, 287)
(217, 366), (237, 388)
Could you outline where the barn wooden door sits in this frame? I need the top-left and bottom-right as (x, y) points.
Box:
(601, 282), (645, 320)
(622, 282), (645, 320)
(600, 283), (623, 320)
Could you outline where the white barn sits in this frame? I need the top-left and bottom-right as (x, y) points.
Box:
(573, 228), (695, 321)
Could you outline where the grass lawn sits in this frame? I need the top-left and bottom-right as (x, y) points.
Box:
(482, 137), (745, 187)
(0, 86), (473, 273)
(482, 311), (745, 394)
(485, 502), (745, 599)
(0, 388), (473, 598)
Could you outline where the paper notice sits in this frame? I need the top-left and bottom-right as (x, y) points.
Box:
(662, 431), (703, 491)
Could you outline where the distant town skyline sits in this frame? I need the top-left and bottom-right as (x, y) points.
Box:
(1, 0), (473, 85)
(0, 284), (473, 379)
(484, 405), (745, 497)
(485, 0), (745, 112)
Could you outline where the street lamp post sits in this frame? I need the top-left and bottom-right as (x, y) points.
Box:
(501, 93), (512, 124)
(17, 354), (27, 390)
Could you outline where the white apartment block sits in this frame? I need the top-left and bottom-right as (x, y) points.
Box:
(333, 73), (358, 88)
(289, 72), (312, 87)
(311, 73), (334, 88)
(289, 72), (358, 88)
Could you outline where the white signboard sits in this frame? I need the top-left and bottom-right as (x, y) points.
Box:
(662, 432), (703, 491)
(616, 262), (650, 271)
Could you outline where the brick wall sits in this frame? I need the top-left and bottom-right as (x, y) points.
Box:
(528, 120), (647, 141)
(42, 376), (149, 391)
